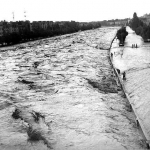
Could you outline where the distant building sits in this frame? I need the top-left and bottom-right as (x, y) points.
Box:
(140, 14), (150, 25)
(9, 22), (19, 33)
(114, 19), (129, 26)
(108, 20), (115, 26)
(0, 22), (3, 36)
(101, 19), (129, 26)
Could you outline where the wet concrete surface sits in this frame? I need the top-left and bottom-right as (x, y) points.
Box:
(111, 26), (150, 147)
(0, 27), (146, 150)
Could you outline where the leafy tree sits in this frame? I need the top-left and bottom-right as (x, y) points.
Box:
(129, 12), (150, 41)
(117, 27), (128, 44)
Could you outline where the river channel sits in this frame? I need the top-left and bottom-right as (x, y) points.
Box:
(0, 27), (147, 150)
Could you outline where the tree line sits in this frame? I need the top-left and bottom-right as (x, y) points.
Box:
(116, 26), (128, 45)
(129, 12), (150, 41)
(0, 21), (101, 46)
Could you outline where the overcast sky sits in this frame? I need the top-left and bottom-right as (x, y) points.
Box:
(0, 0), (149, 22)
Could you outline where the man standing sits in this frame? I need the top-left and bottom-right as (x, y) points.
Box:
(123, 72), (126, 80)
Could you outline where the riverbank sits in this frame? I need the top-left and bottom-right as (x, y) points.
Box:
(111, 26), (150, 149)
(0, 27), (146, 150)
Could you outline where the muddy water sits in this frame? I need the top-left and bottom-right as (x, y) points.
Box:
(111, 26), (150, 144)
(0, 27), (146, 150)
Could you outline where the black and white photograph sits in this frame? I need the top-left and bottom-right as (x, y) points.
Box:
(0, 0), (150, 149)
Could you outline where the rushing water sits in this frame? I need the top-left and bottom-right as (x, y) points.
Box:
(111, 26), (150, 140)
(0, 27), (147, 150)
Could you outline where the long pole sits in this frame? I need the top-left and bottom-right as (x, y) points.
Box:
(12, 12), (15, 21)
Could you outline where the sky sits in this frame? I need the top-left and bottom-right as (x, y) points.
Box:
(0, 0), (150, 22)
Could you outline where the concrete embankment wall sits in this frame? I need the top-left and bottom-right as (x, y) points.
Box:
(109, 29), (150, 148)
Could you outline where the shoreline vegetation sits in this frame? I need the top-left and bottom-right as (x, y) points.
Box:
(0, 20), (101, 47)
(129, 12), (150, 42)
(0, 18), (128, 48)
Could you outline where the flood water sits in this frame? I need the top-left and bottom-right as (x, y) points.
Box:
(0, 27), (147, 150)
(111, 26), (150, 141)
